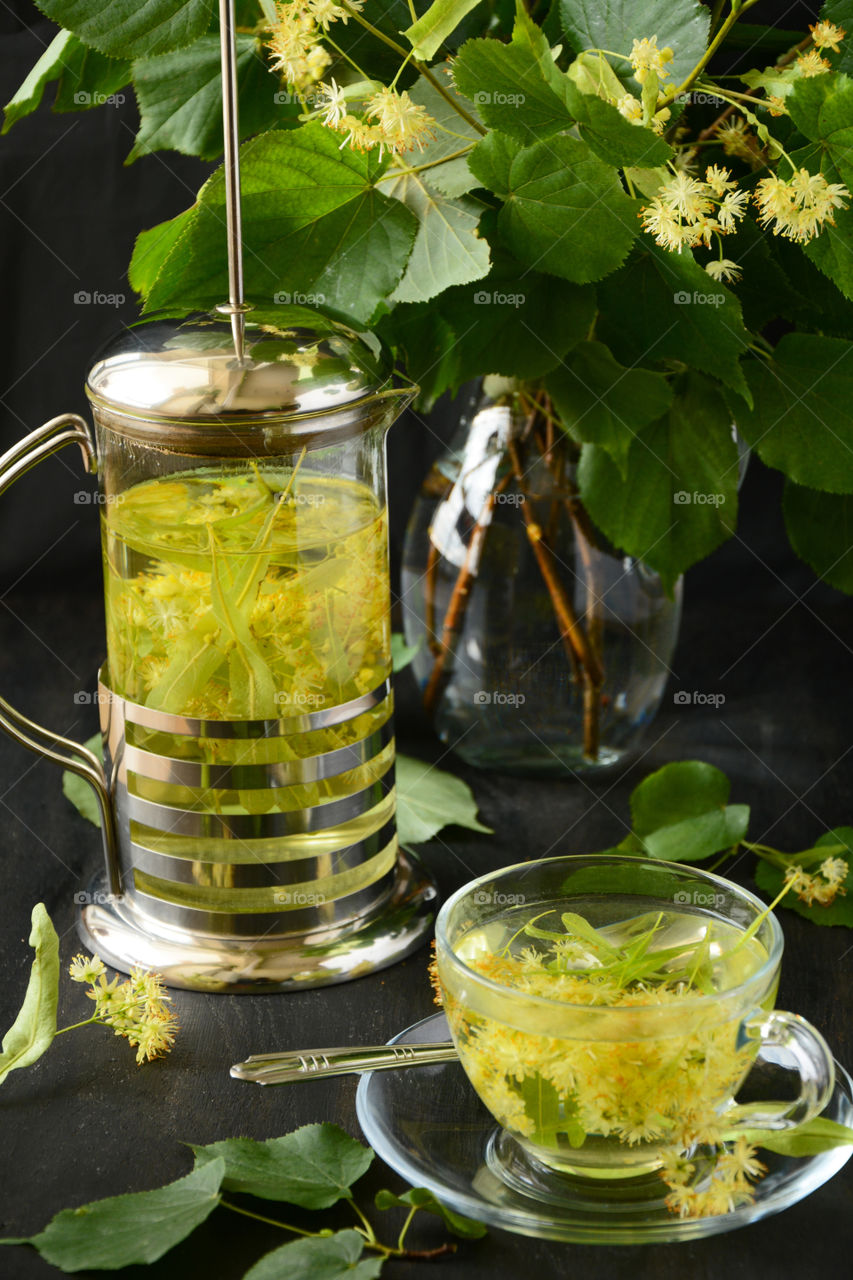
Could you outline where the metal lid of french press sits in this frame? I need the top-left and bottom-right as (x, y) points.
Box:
(85, 308), (396, 424)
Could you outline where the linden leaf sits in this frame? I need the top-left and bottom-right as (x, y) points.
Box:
(736, 334), (853, 494)
(62, 732), (104, 828)
(190, 1124), (373, 1208)
(0, 904), (59, 1086)
(391, 633), (422, 672)
(546, 340), (673, 476)
(1, 1159), (224, 1270)
(783, 482), (853, 593)
(395, 754), (491, 844)
(734, 1117), (853, 1156)
(628, 760), (750, 863)
(557, 0), (711, 88)
(378, 171), (490, 305)
(242, 1231), (384, 1280)
(33, 0), (215, 59)
(2, 30), (131, 133)
(469, 130), (637, 284)
(374, 1188), (487, 1238)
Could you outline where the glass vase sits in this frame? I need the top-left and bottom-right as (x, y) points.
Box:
(401, 382), (683, 776)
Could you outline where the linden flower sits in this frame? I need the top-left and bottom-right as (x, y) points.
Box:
(797, 49), (832, 77)
(617, 93), (643, 123)
(715, 116), (757, 162)
(308, 78), (348, 127)
(705, 258), (742, 284)
(810, 21), (846, 53)
(68, 953), (106, 985)
(629, 35), (674, 84)
(783, 857), (848, 906)
(640, 168), (748, 253)
(267, 2), (330, 89)
(754, 169), (850, 243)
(365, 87), (437, 156)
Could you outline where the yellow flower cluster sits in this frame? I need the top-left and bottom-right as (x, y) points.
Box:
(754, 169), (850, 243)
(640, 165), (749, 254)
(267, 0), (364, 91)
(661, 1138), (767, 1218)
(616, 91), (672, 136)
(809, 20), (846, 54)
(307, 83), (437, 158)
(69, 954), (179, 1065)
(783, 856), (849, 906)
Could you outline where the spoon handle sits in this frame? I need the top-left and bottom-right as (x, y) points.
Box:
(230, 1041), (457, 1085)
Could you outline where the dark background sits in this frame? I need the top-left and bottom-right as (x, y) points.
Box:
(1, 2), (852, 1278)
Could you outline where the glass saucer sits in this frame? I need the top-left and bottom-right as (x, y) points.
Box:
(355, 1012), (853, 1244)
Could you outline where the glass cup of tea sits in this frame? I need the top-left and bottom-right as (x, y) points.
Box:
(435, 855), (834, 1190)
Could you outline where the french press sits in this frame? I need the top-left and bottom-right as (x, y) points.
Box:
(0, 0), (435, 991)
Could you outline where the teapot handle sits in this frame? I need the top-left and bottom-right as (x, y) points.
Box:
(0, 415), (122, 896)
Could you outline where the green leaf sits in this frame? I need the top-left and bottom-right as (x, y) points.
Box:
(34, 0), (215, 59)
(384, 254), (595, 406)
(735, 1117), (853, 1157)
(391, 633), (422, 672)
(642, 807), (751, 863)
(242, 1232), (381, 1280)
(784, 481), (853, 593)
(378, 170), (490, 304)
(128, 34), (283, 162)
(563, 82), (672, 168)
(0, 904), (59, 1086)
(404, 0), (484, 61)
(469, 130), (637, 284)
(452, 28), (574, 143)
(596, 243), (752, 401)
(3, 1158), (224, 1270)
(2, 30), (131, 133)
(787, 73), (853, 186)
(627, 762), (749, 864)
(395, 753), (491, 843)
(191, 1124), (373, 1208)
(631, 760), (733, 834)
(374, 1187), (487, 1238)
(546, 340), (673, 475)
(242, 1231), (384, 1280)
(400, 62), (481, 194)
(754, 828), (853, 928)
(62, 731), (104, 827)
(2, 30), (73, 132)
(557, 0), (711, 88)
(136, 125), (417, 325)
(129, 210), (195, 297)
(577, 372), (739, 593)
(736, 334), (853, 494)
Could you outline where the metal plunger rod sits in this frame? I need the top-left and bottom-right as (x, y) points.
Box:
(217, 0), (249, 360)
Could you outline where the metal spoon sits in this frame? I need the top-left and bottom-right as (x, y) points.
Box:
(230, 1041), (457, 1085)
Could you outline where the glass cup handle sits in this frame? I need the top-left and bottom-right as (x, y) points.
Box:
(728, 1009), (836, 1132)
(0, 415), (122, 896)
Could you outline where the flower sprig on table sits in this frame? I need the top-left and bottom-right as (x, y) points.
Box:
(0, 906), (177, 1088)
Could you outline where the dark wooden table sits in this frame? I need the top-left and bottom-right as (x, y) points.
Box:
(0, 455), (852, 1278)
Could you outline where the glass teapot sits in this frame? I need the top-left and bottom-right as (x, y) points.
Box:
(0, 310), (435, 991)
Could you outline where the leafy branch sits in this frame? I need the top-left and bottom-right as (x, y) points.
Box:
(0, 1124), (486, 1274)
